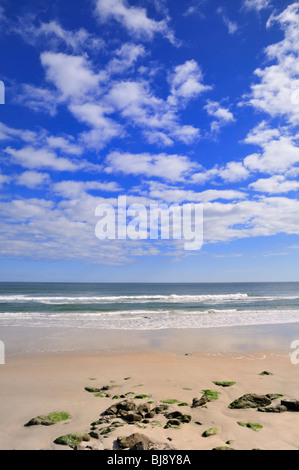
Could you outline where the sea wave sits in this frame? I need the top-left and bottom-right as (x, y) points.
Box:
(0, 293), (262, 304)
(1, 308), (299, 330)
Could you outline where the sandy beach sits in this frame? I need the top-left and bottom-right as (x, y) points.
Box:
(1, 340), (299, 450)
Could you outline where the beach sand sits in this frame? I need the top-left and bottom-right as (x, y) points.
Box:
(0, 344), (299, 450)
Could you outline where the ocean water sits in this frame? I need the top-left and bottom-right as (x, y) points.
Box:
(0, 282), (299, 330)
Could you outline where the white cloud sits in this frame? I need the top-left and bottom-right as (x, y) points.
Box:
(9, 17), (103, 53)
(146, 181), (246, 203)
(168, 60), (212, 105)
(106, 43), (146, 75)
(244, 134), (299, 173)
(105, 152), (199, 182)
(191, 161), (249, 184)
(16, 171), (50, 189)
(204, 100), (235, 134)
(70, 103), (124, 150)
(15, 84), (61, 116)
(4, 146), (81, 172)
(46, 136), (83, 156)
(243, 0), (271, 12)
(53, 180), (122, 198)
(249, 175), (299, 193)
(41, 52), (102, 100)
(0, 172), (10, 187)
(94, 0), (176, 44)
(244, 121), (280, 145)
(217, 7), (238, 35)
(244, 3), (299, 124)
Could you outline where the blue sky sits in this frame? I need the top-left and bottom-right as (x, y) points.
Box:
(1, 0), (299, 282)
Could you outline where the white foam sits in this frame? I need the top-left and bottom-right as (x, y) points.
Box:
(1, 309), (299, 330)
(0, 293), (252, 304)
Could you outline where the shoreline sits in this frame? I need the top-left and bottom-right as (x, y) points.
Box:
(1, 322), (299, 356)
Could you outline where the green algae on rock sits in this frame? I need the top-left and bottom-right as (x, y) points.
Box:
(237, 421), (263, 432)
(54, 433), (90, 448)
(25, 411), (71, 427)
(202, 428), (219, 437)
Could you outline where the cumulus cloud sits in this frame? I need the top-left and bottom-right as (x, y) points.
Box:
(244, 3), (299, 125)
(94, 0), (176, 44)
(204, 100), (235, 135)
(243, 0), (271, 12)
(249, 175), (299, 194)
(105, 152), (199, 182)
(16, 171), (50, 189)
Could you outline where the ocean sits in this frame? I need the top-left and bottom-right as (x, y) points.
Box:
(1, 282), (299, 330)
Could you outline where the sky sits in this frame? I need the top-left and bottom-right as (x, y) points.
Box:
(1, 0), (299, 282)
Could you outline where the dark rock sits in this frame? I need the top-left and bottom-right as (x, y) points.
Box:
(103, 404), (118, 416)
(165, 411), (191, 423)
(117, 433), (153, 449)
(164, 419), (181, 428)
(259, 371), (273, 376)
(148, 443), (173, 450)
(89, 430), (101, 439)
(138, 403), (151, 414)
(125, 412), (143, 423)
(154, 405), (168, 414)
(281, 399), (299, 411)
(25, 416), (55, 427)
(54, 433), (90, 449)
(258, 405), (287, 413)
(130, 441), (148, 450)
(191, 395), (208, 408)
(145, 411), (155, 419)
(118, 400), (137, 412)
(228, 394), (272, 409)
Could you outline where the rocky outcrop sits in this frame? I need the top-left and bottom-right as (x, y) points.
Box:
(117, 433), (153, 449)
(280, 399), (299, 411)
(229, 394), (272, 409)
(25, 411), (71, 427)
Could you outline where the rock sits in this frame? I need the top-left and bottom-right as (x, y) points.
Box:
(130, 441), (148, 450)
(103, 404), (118, 416)
(259, 371), (273, 376)
(258, 405), (287, 413)
(191, 395), (208, 408)
(266, 394), (283, 400)
(145, 411), (155, 419)
(54, 433), (90, 449)
(280, 399), (299, 411)
(100, 426), (116, 435)
(118, 400), (137, 412)
(117, 433), (153, 449)
(237, 421), (263, 432)
(165, 411), (191, 423)
(228, 394), (272, 409)
(25, 416), (55, 427)
(164, 419), (181, 428)
(148, 443), (173, 450)
(25, 411), (71, 427)
(154, 405), (168, 414)
(202, 428), (219, 437)
(138, 403), (151, 414)
(125, 412), (143, 423)
(89, 430), (101, 439)
(213, 381), (236, 387)
(212, 446), (235, 450)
